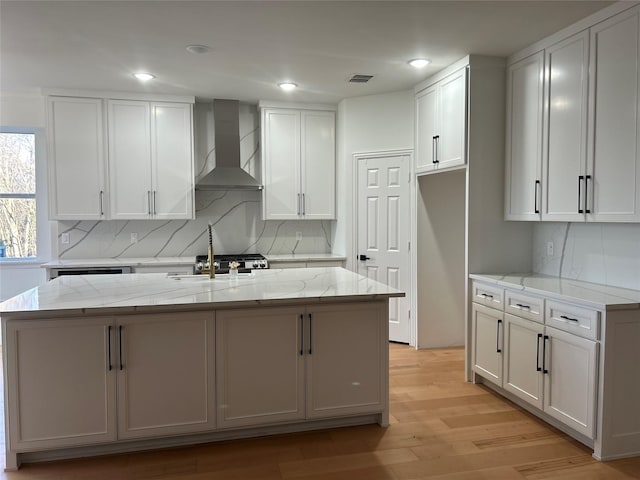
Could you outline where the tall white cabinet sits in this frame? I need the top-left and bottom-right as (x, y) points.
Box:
(47, 97), (107, 220)
(260, 103), (336, 220)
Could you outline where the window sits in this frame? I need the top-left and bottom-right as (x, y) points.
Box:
(0, 132), (37, 259)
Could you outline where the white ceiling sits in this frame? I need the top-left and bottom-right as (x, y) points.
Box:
(1, 1), (612, 105)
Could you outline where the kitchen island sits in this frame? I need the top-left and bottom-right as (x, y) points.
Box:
(1, 267), (404, 470)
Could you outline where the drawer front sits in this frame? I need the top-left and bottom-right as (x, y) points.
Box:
(505, 290), (544, 324)
(471, 282), (504, 310)
(546, 300), (600, 340)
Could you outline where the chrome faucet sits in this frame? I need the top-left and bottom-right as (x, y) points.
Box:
(207, 224), (215, 279)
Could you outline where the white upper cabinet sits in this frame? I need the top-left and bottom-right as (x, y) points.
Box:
(588, 7), (640, 222)
(109, 100), (194, 220)
(261, 104), (335, 220)
(415, 67), (467, 174)
(542, 32), (590, 221)
(47, 97), (107, 220)
(505, 51), (544, 221)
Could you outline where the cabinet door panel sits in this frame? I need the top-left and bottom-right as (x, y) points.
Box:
(6, 317), (116, 450)
(301, 111), (335, 219)
(505, 52), (544, 220)
(543, 31), (589, 221)
(216, 307), (305, 428)
(472, 304), (503, 386)
(117, 312), (215, 439)
(503, 314), (544, 409)
(543, 326), (598, 439)
(47, 97), (105, 220)
(307, 302), (386, 418)
(415, 85), (438, 173)
(263, 109), (300, 219)
(438, 68), (467, 169)
(589, 8), (640, 222)
(151, 103), (194, 219)
(108, 100), (152, 219)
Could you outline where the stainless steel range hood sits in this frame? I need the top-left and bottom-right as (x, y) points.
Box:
(195, 99), (263, 191)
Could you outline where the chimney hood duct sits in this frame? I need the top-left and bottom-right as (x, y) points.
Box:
(195, 99), (263, 191)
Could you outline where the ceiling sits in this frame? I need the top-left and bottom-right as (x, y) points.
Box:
(0, 1), (613, 105)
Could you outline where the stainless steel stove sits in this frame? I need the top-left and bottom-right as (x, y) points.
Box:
(194, 253), (268, 275)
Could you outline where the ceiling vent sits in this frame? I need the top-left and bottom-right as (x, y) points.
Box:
(349, 74), (374, 84)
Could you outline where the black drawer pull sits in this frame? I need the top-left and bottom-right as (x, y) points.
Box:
(481, 293), (494, 299)
(516, 303), (531, 310)
(560, 315), (579, 322)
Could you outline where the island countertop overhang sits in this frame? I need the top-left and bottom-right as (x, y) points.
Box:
(1, 267), (405, 319)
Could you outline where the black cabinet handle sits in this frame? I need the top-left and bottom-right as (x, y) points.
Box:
(542, 335), (549, 374)
(578, 176), (584, 213)
(299, 314), (304, 356)
(516, 303), (531, 310)
(308, 313), (313, 355)
(536, 333), (542, 372)
(297, 193), (301, 216)
(119, 325), (124, 371)
(153, 190), (157, 215)
(481, 293), (494, 299)
(560, 315), (579, 322)
(534, 180), (540, 214)
(107, 325), (112, 371)
(147, 191), (152, 215)
(434, 135), (440, 163)
(585, 175), (591, 214)
(496, 319), (502, 353)
(302, 193), (306, 216)
(100, 190), (104, 216)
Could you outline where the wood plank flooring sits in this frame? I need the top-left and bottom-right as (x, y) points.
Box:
(2, 344), (640, 479)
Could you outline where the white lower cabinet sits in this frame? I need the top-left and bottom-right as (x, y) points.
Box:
(471, 303), (503, 386)
(5, 317), (116, 451)
(116, 312), (215, 439)
(216, 302), (387, 427)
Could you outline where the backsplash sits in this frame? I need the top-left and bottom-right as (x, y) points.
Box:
(533, 222), (640, 291)
(57, 190), (332, 258)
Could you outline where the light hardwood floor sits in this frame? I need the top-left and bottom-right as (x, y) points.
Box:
(2, 344), (639, 479)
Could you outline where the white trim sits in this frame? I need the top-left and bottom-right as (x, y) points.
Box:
(42, 89), (195, 104)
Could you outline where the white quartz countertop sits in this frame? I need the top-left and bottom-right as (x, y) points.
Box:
(470, 273), (640, 310)
(1, 267), (404, 317)
(265, 254), (346, 262)
(42, 257), (195, 268)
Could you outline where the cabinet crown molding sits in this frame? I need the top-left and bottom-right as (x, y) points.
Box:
(43, 88), (195, 104)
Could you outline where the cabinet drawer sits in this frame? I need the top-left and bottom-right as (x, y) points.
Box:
(505, 290), (544, 324)
(546, 300), (600, 340)
(471, 282), (504, 310)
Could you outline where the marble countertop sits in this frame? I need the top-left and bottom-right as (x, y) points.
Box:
(1, 267), (404, 317)
(470, 273), (640, 310)
(42, 257), (195, 268)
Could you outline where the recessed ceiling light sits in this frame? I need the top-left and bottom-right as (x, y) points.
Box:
(409, 59), (431, 69)
(186, 45), (212, 54)
(278, 82), (297, 91)
(133, 72), (155, 82)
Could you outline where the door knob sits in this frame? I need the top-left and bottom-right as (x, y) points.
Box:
(359, 255), (371, 261)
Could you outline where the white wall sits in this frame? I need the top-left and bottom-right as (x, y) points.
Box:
(533, 222), (640, 291)
(335, 90), (414, 269)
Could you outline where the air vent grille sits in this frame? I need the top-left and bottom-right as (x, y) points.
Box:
(349, 74), (374, 83)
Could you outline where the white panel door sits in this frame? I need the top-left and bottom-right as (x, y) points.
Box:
(47, 97), (106, 220)
(471, 303), (503, 386)
(108, 100), (152, 219)
(6, 317), (116, 450)
(503, 313), (544, 409)
(301, 110), (335, 219)
(216, 307), (305, 428)
(357, 154), (411, 343)
(588, 7), (640, 222)
(151, 103), (194, 219)
(117, 312), (215, 439)
(262, 109), (301, 220)
(438, 67), (467, 170)
(505, 51), (544, 220)
(543, 326), (598, 439)
(543, 31), (589, 221)
(415, 85), (438, 173)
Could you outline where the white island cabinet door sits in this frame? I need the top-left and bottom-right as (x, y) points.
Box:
(5, 317), (116, 451)
(505, 51), (544, 221)
(150, 102), (194, 220)
(216, 307), (305, 428)
(47, 97), (106, 220)
(262, 109), (301, 220)
(301, 110), (335, 219)
(306, 302), (387, 420)
(471, 303), (503, 386)
(116, 312), (215, 439)
(588, 7), (640, 222)
(108, 100), (152, 220)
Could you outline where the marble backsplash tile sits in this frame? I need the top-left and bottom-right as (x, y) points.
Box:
(57, 191), (332, 259)
(533, 222), (640, 291)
